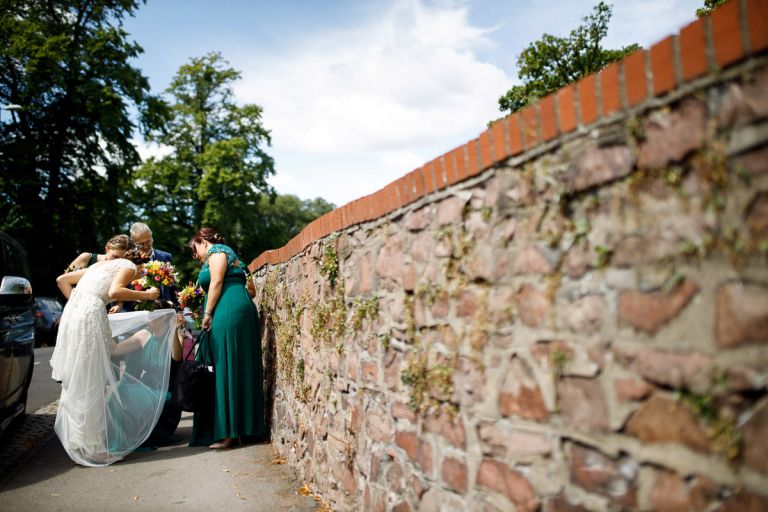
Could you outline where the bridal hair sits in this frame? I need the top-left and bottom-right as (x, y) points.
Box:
(190, 227), (226, 245)
(106, 234), (131, 251)
(124, 248), (151, 265)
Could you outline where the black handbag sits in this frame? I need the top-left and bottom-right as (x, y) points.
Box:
(174, 330), (215, 412)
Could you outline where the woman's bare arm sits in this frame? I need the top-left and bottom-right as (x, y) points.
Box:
(201, 252), (227, 329)
(108, 268), (160, 302)
(111, 329), (151, 357)
(56, 269), (87, 300)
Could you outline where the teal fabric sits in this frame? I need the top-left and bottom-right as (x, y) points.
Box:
(189, 244), (264, 446)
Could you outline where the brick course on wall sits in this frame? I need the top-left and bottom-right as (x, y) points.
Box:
(249, 1), (768, 510)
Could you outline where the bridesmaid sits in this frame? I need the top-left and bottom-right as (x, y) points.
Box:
(64, 234), (131, 273)
(187, 227), (264, 449)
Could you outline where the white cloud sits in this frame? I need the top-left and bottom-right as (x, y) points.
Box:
(233, 0), (511, 205)
(133, 139), (173, 161)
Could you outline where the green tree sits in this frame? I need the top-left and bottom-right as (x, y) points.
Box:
(498, 1), (639, 115)
(0, 0), (157, 294)
(696, 0), (727, 17)
(132, 52), (277, 281)
(250, 194), (335, 255)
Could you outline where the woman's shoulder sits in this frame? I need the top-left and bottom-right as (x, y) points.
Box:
(110, 258), (137, 271)
(207, 244), (238, 264)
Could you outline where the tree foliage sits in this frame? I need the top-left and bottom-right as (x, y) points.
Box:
(131, 52), (322, 281)
(0, 0), (157, 294)
(498, 2), (639, 115)
(696, 0), (727, 17)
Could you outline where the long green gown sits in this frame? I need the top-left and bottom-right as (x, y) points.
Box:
(189, 244), (264, 446)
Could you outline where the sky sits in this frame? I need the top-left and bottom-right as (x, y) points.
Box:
(124, 0), (703, 207)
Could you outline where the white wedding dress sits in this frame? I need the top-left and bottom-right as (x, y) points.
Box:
(50, 259), (176, 467)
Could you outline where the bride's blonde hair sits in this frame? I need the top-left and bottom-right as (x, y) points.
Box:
(106, 234), (131, 251)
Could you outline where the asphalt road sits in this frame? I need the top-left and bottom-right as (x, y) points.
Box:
(1, 348), (320, 511)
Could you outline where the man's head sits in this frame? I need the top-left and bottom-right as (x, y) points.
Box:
(130, 222), (153, 252)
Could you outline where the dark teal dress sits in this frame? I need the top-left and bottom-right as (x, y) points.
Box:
(189, 244), (264, 446)
(108, 334), (180, 451)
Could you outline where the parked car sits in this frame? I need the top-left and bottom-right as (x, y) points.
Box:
(33, 296), (62, 347)
(0, 231), (35, 436)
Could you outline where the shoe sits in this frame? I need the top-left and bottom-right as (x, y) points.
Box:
(209, 437), (236, 450)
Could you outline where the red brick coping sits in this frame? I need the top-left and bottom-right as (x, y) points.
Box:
(249, 0), (768, 272)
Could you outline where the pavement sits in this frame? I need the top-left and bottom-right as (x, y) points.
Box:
(0, 348), (322, 511)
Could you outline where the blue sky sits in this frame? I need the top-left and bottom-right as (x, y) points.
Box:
(124, 0), (702, 206)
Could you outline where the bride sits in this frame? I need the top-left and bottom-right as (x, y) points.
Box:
(51, 245), (177, 466)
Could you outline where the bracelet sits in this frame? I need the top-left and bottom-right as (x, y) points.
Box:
(204, 311), (212, 317)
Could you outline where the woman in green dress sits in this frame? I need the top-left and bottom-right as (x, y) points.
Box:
(187, 227), (264, 449)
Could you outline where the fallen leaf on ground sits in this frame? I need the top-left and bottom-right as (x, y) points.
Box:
(298, 484), (312, 496)
(271, 456), (286, 465)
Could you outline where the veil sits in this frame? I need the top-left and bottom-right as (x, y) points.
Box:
(54, 309), (177, 466)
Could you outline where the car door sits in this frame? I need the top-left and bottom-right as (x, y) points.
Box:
(0, 235), (34, 409)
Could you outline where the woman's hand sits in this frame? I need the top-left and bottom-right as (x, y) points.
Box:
(201, 313), (212, 330)
(145, 287), (160, 301)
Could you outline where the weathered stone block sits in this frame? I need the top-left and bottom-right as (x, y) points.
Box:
(557, 378), (609, 432)
(716, 490), (768, 512)
(569, 444), (637, 508)
(740, 397), (768, 474)
(440, 457), (468, 494)
(716, 282), (768, 348)
(515, 284), (550, 328)
(648, 469), (692, 512)
(638, 98), (707, 169)
(614, 347), (714, 394)
(477, 422), (552, 458)
(614, 376), (653, 402)
(565, 144), (635, 192)
(625, 394), (711, 453)
(405, 207), (432, 231)
(747, 192), (768, 236)
(476, 458), (539, 512)
(513, 245), (554, 275)
(366, 406), (394, 443)
(499, 358), (548, 420)
(718, 65), (768, 128)
(376, 235), (405, 282)
(437, 196), (465, 226)
(424, 410), (466, 450)
(617, 279), (700, 334)
(559, 295), (605, 335)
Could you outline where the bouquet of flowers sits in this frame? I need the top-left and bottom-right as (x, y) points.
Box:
(130, 261), (179, 311)
(177, 283), (206, 328)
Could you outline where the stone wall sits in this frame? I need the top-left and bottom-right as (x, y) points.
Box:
(250, 2), (768, 510)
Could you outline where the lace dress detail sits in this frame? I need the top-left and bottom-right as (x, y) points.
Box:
(204, 243), (239, 269)
(51, 259), (136, 383)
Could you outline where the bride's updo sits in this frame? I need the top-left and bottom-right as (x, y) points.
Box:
(124, 247), (150, 265)
(106, 234), (131, 251)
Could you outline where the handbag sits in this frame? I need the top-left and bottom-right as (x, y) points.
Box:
(174, 329), (215, 412)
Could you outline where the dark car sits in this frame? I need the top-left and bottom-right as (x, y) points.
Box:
(34, 296), (62, 347)
(0, 231), (35, 436)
